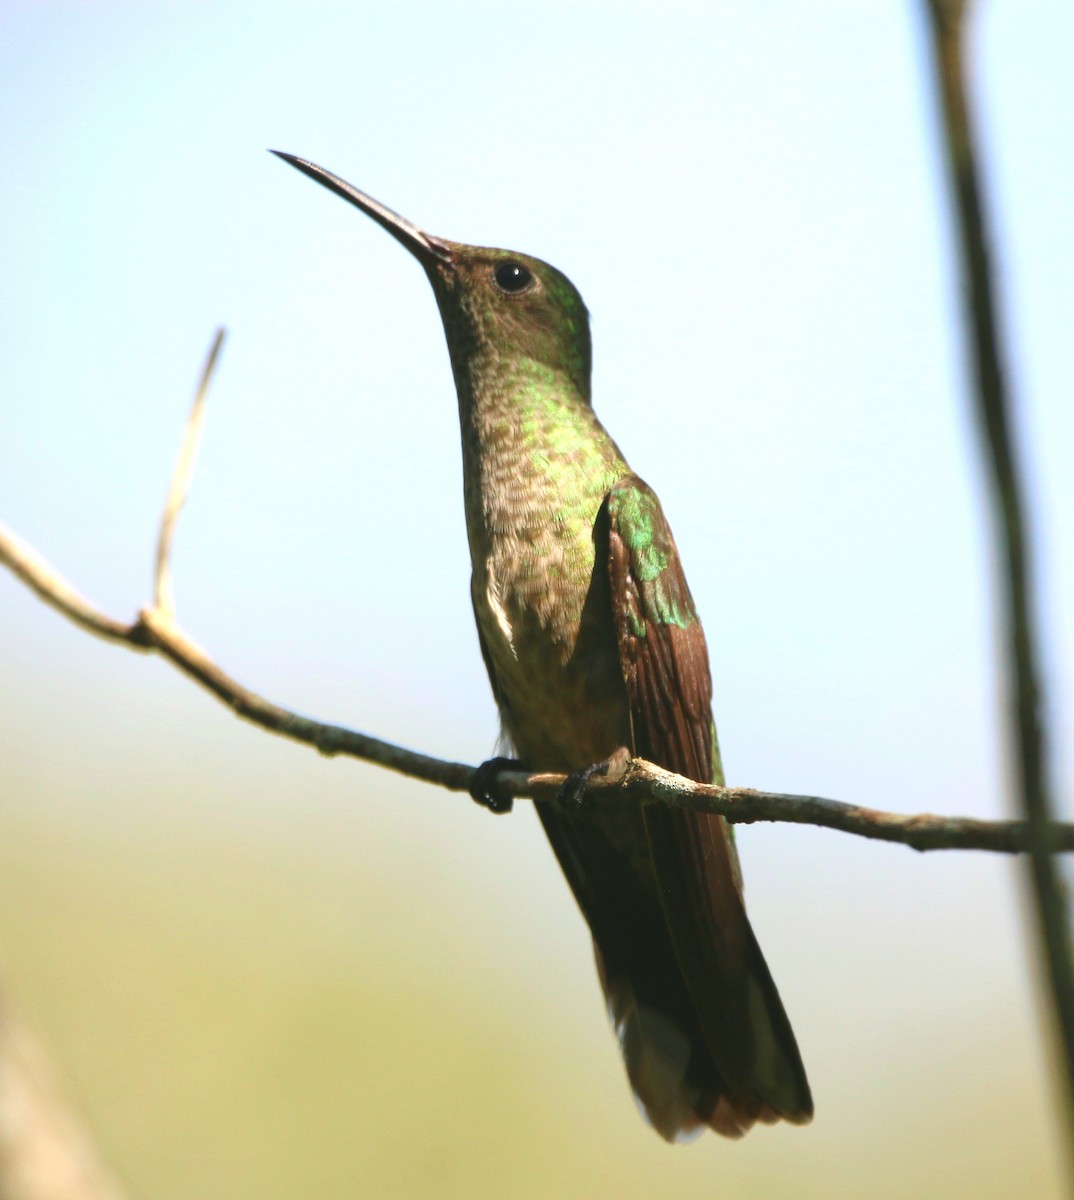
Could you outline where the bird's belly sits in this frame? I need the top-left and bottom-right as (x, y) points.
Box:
(475, 585), (631, 774)
(477, 580), (663, 914)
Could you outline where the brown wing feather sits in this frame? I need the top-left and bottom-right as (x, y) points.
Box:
(607, 476), (812, 1130)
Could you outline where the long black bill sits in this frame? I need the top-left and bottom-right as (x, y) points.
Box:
(270, 151), (453, 265)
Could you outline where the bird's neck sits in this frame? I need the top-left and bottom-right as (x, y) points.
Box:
(452, 351), (627, 563)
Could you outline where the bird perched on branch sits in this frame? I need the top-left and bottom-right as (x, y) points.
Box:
(274, 150), (812, 1140)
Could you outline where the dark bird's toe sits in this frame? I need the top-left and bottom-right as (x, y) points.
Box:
(469, 756), (524, 814)
(557, 747), (631, 809)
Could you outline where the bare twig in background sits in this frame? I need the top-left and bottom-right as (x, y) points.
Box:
(2, 332), (1073, 857)
(923, 0), (1074, 1165)
(153, 327), (225, 618)
(0, 991), (126, 1200)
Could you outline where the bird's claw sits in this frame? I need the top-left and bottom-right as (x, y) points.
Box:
(558, 747), (631, 809)
(469, 756), (524, 815)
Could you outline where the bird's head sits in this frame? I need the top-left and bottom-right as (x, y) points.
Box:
(272, 152), (592, 401)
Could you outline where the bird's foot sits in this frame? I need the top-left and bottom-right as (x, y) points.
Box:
(558, 747), (632, 809)
(469, 756), (525, 815)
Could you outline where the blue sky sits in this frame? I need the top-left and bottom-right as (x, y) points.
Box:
(1, 2), (1072, 1195)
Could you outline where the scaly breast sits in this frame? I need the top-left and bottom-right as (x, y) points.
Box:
(459, 357), (633, 771)
(470, 468), (633, 774)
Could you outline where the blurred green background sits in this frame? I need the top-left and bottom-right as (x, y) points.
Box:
(1, 1), (1071, 1197)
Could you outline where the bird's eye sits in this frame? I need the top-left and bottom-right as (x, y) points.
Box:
(493, 261), (535, 294)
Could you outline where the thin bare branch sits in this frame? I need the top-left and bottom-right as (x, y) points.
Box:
(0, 522), (143, 646)
(923, 0), (1074, 1161)
(2, 515), (1071, 854)
(135, 605), (475, 792)
(153, 328), (225, 617)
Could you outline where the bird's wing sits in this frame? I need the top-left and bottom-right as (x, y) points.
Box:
(605, 474), (812, 1128)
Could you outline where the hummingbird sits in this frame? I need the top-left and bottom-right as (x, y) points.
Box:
(273, 151), (812, 1140)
